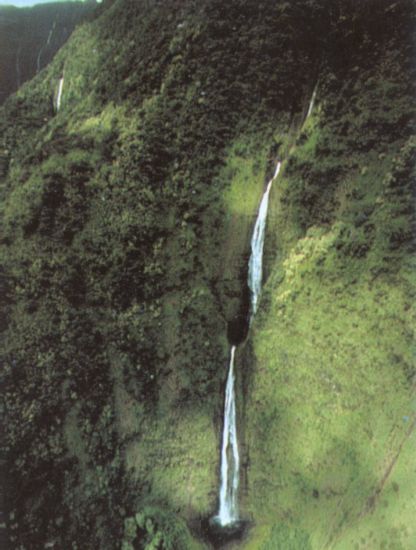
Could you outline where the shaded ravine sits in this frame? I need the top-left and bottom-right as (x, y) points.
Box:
(215, 160), (282, 527)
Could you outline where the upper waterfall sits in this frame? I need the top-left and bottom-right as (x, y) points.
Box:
(248, 161), (281, 319)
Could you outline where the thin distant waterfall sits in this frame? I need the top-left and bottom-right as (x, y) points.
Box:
(37, 21), (56, 73)
(306, 84), (317, 121)
(56, 77), (64, 111)
(15, 43), (22, 89)
(216, 160), (281, 527)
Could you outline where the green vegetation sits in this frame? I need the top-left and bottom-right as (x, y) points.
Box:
(122, 506), (201, 550)
(0, 0), (414, 548)
(262, 524), (312, 550)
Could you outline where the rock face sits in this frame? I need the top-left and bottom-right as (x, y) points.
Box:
(0, 2), (97, 105)
(0, 1), (414, 549)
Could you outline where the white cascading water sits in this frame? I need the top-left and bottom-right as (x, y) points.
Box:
(216, 160), (281, 527)
(217, 345), (240, 525)
(306, 84), (317, 121)
(248, 161), (281, 319)
(56, 77), (64, 111)
(37, 21), (56, 73)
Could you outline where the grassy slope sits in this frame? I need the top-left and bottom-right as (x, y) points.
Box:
(0, 0), (414, 548)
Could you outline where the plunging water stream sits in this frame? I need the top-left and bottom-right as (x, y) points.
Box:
(306, 84), (317, 121)
(217, 345), (239, 525)
(248, 161), (281, 320)
(215, 160), (281, 527)
(37, 21), (57, 73)
(56, 77), (64, 111)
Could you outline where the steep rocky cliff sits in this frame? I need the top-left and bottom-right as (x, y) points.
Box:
(1, 1), (414, 548)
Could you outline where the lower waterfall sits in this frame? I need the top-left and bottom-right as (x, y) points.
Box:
(217, 345), (240, 526)
(215, 160), (281, 527)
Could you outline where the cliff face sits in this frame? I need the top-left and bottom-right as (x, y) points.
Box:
(0, 1), (97, 105)
(0, 1), (414, 549)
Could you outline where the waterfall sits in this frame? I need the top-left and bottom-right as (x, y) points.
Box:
(15, 43), (22, 89)
(248, 161), (281, 319)
(56, 77), (64, 111)
(37, 21), (56, 73)
(216, 160), (281, 527)
(217, 346), (240, 526)
(306, 84), (317, 121)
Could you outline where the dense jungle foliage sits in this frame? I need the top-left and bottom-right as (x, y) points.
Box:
(0, 0), (415, 548)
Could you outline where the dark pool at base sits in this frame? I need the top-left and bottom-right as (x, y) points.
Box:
(200, 516), (249, 548)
